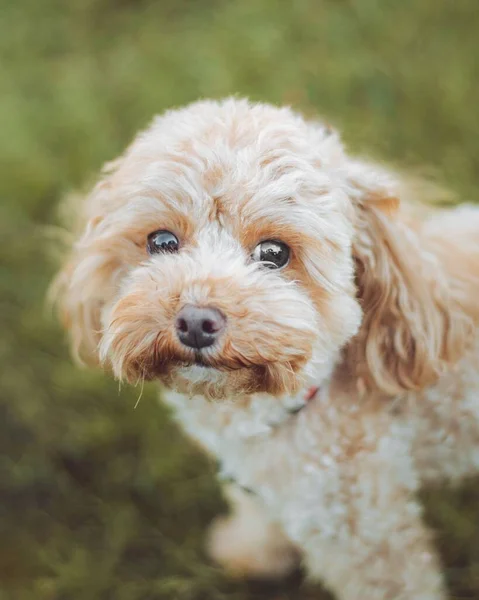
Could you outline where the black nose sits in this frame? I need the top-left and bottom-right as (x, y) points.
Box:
(175, 305), (226, 349)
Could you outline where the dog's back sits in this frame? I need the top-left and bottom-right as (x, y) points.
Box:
(400, 204), (479, 482)
(423, 204), (479, 323)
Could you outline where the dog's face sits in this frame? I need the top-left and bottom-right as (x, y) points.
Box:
(57, 100), (361, 399)
(57, 99), (464, 400)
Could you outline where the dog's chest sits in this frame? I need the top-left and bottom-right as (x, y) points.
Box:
(162, 389), (314, 495)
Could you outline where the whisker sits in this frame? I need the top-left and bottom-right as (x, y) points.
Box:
(134, 377), (145, 409)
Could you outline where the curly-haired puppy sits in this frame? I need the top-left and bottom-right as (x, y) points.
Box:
(53, 98), (479, 600)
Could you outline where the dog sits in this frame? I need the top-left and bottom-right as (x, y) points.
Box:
(52, 98), (479, 599)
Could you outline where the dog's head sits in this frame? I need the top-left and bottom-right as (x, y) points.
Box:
(53, 98), (468, 400)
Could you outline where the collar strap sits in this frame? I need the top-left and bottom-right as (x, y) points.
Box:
(305, 385), (320, 402)
(287, 385), (320, 415)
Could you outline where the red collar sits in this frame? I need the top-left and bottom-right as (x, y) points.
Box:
(305, 386), (320, 403)
(288, 386), (320, 416)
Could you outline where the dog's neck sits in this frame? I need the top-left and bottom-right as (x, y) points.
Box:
(162, 376), (331, 461)
(161, 350), (344, 456)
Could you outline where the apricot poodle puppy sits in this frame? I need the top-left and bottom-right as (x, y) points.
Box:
(53, 98), (479, 600)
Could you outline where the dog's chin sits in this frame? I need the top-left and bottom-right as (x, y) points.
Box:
(162, 363), (260, 400)
(159, 360), (303, 401)
(171, 364), (236, 398)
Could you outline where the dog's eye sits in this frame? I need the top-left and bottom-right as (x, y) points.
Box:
(252, 240), (290, 269)
(147, 230), (179, 255)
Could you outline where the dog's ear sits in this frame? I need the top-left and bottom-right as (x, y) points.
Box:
(50, 164), (123, 366)
(345, 160), (470, 395)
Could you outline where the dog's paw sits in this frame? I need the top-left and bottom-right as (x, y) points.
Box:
(207, 512), (300, 580)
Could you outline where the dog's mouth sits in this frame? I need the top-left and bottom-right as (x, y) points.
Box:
(180, 353), (246, 372)
(147, 349), (247, 379)
(192, 353), (214, 368)
(131, 343), (306, 399)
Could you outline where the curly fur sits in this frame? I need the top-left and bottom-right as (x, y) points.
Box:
(52, 98), (479, 600)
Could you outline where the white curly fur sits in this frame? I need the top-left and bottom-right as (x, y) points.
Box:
(53, 98), (479, 600)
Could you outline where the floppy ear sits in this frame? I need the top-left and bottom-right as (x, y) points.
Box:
(50, 164), (123, 366)
(345, 160), (471, 396)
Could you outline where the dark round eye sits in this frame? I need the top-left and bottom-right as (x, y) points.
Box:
(252, 240), (290, 269)
(147, 230), (179, 255)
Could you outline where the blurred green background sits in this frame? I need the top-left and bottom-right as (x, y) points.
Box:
(1, 1), (479, 598)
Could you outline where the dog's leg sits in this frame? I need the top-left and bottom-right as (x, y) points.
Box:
(281, 431), (446, 600)
(303, 506), (444, 600)
(207, 483), (300, 579)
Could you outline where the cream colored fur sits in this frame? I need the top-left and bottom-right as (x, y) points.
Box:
(52, 98), (479, 600)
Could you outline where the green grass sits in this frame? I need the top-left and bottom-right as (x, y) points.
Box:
(1, 1), (479, 598)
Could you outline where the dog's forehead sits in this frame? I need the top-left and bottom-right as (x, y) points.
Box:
(132, 123), (327, 220)
(128, 101), (329, 197)
(140, 145), (322, 240)
(108, 100), (348, 244)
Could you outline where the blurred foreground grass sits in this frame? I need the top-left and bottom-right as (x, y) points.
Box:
(1, 1), (479, 598)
